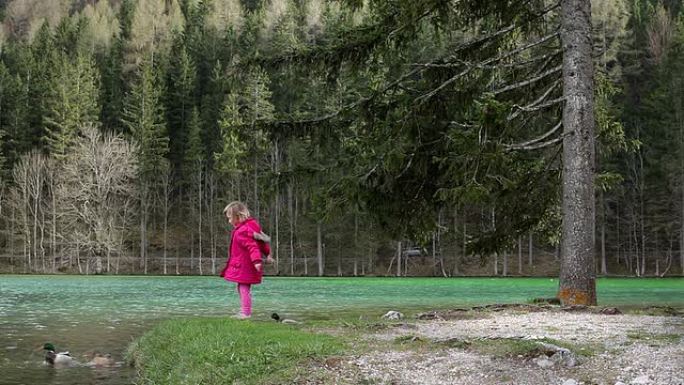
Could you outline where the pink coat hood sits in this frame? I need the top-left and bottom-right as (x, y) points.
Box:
(221, 218), (270, 284)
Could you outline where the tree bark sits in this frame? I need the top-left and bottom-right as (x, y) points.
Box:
(558, 0), (597, 305)
(503, 250), (508, 276)
(600, 190), (607, 275)
(316, 221), (324, 276)
(198, 163), (203, 275)
(518, 236), (523, 275)
(288, 155), (295, 275)
(396, 241), (402, 277)
(528, 232), (533, 266)
(274, 140), (280, 274)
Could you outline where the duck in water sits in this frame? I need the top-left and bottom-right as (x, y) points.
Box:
(84, 352), (116, 368)
(43, 343), (78, 368)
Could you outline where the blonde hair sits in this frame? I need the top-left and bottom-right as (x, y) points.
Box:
(223, 201), (251, 222)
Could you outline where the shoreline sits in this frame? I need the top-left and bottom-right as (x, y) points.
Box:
(127, 305), (684, 385)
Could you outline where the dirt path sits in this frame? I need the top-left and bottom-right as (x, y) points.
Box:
(309, 307), (684, 385)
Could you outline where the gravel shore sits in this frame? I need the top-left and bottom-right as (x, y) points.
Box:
(312, 308), (684, 385)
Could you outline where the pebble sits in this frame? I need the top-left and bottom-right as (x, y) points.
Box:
(631, 374), (650, 384)
(562, 379), (578, 385)
(534, 357), (555, 369)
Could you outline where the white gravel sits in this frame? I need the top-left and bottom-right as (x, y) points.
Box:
(319, 311), (684, 385)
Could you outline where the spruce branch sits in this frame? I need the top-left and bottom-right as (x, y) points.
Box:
(507, 79), (562, 121)
(504, 120), (563, 151)
(491, 65), (562, 95)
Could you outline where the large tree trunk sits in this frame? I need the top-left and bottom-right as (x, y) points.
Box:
(558, 0), (597, 306)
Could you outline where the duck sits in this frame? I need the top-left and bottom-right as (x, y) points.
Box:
(271, 312), (300, 324)
(43, 343), (78, 368)
(84, 352), (116, 368)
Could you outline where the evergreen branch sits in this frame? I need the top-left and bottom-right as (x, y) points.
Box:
(492, 48), (562, 69)
(269, 67), (423, 128)
(256, 2), (443, 68)
(257, 0), (557, 69)
(263, 3), (561, 129)
(416, 30), (560, 104)
(412, 48), (561, 69)
(507, 79), (563, 121)
(505, 120), (562, 150)
(396, 153), (415, 179)
(448, 121), (477, 128)
(514, 96), (565, 113)
(508, 135), (563, 151)
(438, 1), (560, 64)
(490, 65), (562, 95)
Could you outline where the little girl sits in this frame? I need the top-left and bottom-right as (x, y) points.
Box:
(220, 201), (271, 319)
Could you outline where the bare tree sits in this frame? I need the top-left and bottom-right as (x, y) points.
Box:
(56, 125), (137, 273)
(11, 151), (48, 272)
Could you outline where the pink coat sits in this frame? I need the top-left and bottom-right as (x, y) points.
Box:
(221, 218), (271, 284)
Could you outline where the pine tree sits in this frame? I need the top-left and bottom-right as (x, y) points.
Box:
(121, 57), (169, 273)
(166, 34), (197, 174)
(242, 67), (274, 217)
(0, 60), (26, 170)
(26, 22), (57, 148)
(215, 93), (246, 175)
(44, 52), (101, 158)
(199, 60), (226, 166)
(100, 0), (136, 132)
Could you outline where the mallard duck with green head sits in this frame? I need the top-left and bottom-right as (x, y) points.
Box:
(43, 343), (78, 368)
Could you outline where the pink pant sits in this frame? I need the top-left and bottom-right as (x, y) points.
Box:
(237, 284), (252, 316)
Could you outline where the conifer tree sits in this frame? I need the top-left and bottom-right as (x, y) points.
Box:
(242, 67), (274, 217)
(215, 93), (246, 175)
(166, 34), (197, 174)
(44, 52), (101, 158)
(183, 106), (204, 274)
(0, 61), (26, 169)
(122, 57), (169, 273)
(26, 22), (57, 148)
(100, 0), (135, 132)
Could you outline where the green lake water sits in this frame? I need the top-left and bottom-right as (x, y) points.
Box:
(1, 275), (682, 385)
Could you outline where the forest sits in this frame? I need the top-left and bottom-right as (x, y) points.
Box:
(0, 0), (682, 279)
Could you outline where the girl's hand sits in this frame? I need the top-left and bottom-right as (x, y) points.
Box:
(254, 263), (262, 272)
(265, 255), (275, 264)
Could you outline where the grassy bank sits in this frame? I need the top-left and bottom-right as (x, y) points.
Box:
(126, 318), (344, 385)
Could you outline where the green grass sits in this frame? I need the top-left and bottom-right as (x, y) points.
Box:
(126, 318), (344, 385)
(626, 331), (682, 343)
(393, 335), (600, 358)
(462, 337), (599, 358)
